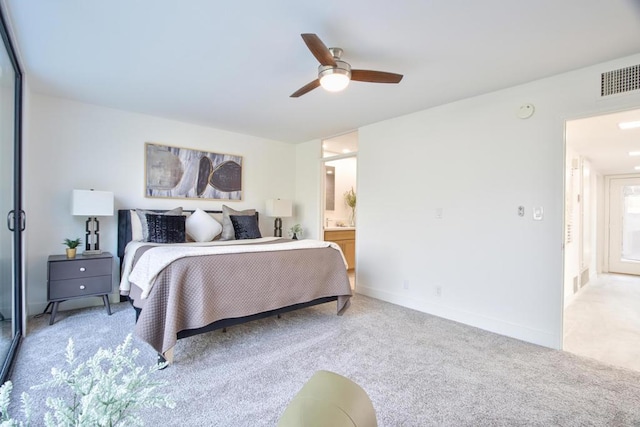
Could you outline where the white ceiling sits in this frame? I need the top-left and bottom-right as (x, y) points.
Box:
(3, 0), (640, 143)
(567, 108), (640, 176)
(323, 131), (358, 156)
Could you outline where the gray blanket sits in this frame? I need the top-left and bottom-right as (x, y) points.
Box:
(128, 243), (352, 359)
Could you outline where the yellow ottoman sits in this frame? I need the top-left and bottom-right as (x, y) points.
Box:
(277, 370), (377, 427)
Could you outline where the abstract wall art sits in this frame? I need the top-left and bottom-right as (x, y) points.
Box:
(145, 142), (243, 200)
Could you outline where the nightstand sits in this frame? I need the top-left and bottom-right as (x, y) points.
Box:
(46, 252), (113, 325)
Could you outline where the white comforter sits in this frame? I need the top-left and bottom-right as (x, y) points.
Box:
(119, 237), (346, 299)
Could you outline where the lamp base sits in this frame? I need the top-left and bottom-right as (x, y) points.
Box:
(82, 249), (103, 256)
(274, 217), (283, 237)
(85, 217), (102, 254)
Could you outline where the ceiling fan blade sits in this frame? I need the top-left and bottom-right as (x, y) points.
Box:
(290, 79), (321, 98)
(301, 33), (336, 67)
(351, 70), (403, 84)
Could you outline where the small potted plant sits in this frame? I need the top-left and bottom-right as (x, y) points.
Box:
(63, 237), (82, 258)
(289, 224), (303, 240)
(344, 187), (356, 226)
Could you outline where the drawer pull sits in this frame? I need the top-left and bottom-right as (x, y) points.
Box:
(79, 267), (86, 272)
(79, 285), (86, 290)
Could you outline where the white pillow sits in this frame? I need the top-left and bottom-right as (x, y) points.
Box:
(130, 210), (144, 241)
(186, 208), (223, 242)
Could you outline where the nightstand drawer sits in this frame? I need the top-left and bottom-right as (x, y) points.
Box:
(48, 275), (112, 300)
(49, 258), (112, 280)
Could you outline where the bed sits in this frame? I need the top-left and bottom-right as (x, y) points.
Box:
(117, 208), (352, 363)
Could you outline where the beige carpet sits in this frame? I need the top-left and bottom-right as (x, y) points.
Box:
(8, 294), (640, 426)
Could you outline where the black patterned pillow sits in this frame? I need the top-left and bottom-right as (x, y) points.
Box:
(145, 213), (186, 244)
(230, 215), (262, 240)
(134, 207), (183, 241)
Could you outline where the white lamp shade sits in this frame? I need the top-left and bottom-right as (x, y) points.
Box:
(72, 190), (114, 216)
(265, 199), (292, 218)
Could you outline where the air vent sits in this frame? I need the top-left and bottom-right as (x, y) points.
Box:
(601, 64), (640, 96)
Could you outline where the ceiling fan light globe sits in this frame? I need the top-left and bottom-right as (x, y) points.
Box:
(320, 73), (350, 92)
(317, 59), (352, 93)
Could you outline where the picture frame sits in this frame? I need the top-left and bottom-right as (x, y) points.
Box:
(145, 142), (243, 200)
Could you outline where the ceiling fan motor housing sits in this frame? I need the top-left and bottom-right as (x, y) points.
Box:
(318, 60), (352, 80)
(328, 47), (344, 59)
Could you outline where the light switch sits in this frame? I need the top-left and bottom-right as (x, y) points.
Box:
(533, 206), (543, 221)
(435, 208), (443, 219)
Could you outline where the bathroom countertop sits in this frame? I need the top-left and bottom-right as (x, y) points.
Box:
(324, 227), (356, 231)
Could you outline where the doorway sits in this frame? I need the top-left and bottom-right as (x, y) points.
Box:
(321, 132), (358, 288)
(606, 176), (640, 275)
(563, 108), (640, 371)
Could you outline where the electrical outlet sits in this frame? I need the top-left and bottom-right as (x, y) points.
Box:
(436, 285), (442, 297)
(403, 280), (409, 290)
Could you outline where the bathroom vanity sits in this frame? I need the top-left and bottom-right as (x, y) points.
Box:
(324, 228), (355, 270)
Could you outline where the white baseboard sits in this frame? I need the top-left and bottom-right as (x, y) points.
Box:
(355, 285), (560, 350)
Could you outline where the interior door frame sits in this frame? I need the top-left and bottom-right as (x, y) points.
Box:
(603, 173), (640, 273)
(320, 150), (358, 289)
(562, 106), (640, 351)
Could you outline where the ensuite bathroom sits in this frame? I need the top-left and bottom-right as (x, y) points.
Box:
(322, 131), (357, 273)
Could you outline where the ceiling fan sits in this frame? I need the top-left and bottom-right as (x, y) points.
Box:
(290, 33), (403, 98)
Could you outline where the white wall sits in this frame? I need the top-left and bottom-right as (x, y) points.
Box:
(562, 155), (598, 307)
(596, 174), (606, 273)
(563, 148), (581, 306)
(294, 139), (322, 240)
(23, 94), (296, 314)
(584, 161), (599, 285)
(349, 54), (640, 349)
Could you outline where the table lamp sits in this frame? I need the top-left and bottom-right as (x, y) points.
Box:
(265, 199), (292, 237)
(72, 189), (114, 255)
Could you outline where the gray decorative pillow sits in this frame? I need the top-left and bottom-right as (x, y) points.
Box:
(136, 207), (183, 241)
(221, 205), (255, 240)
